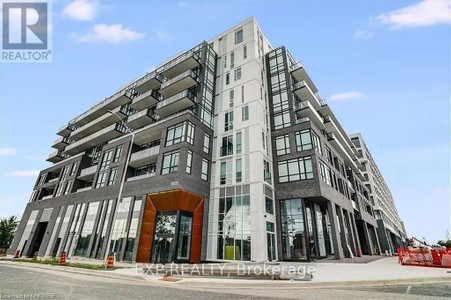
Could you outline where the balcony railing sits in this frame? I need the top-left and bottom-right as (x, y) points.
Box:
(52, 136), (73, 149)
(79, 165), (97, 178)
(158, 51), (200, 78)
(130, 89), (161, 111)
(57, 123), (77, 137)
(159, 70), (198, 97)
(155, 89), (196, 117)
(126, 172), (156, 182)
(47, 150), (69, 163)
(76, 186), (92, 193)
(220, 145), (233, 157)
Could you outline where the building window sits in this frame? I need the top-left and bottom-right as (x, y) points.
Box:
(264, 160), (271, 184)
(243, 45), (247, 59)
(161, 151), (180, 174)
(224, 111), (234, 131)
(100, 150), (113, 170)
(216, 195), (251, 260)
(242, 105), (249, 121)
(70, 163), (78, 176)
(226, 73), (230, 85)
(318, 161), (332, 186)
(272, 92), (289, 113)
(241, 86), (245, 103)
(262, 131), (266, 149)
(234, 67), (242, 80)
(203, 133), (210, 154)
(186, 151), (193, 174)
(296, 129), (321, 152)
(229, 89), (234, 107)
(224, 55), (227, 68)
(275, 134), (290, 156)
(113, 146), (123, 162)
(201, 159), (209, 181)
(221, 135), (233, 156)
(325, 146), (332, 163)
(63, 180), (73, 195)
(265, 197), (274, 214)
(95, 171), (108, 188)
(236, 158), (242, 183)
(220, 162), (227, 185)
(108, 168), (117, 186)
(273, 111), (291, 130)
(166, 121), (195, 146)
(278, 156), (314, 183)
(230, 52), (234, 68)
(235, 28), (243, 44)
(236, 132), (242, 154)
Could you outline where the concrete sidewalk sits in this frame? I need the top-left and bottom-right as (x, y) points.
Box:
(2, 256), (450, 286)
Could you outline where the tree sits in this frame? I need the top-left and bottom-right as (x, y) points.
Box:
(0, 216), (18, 248)
(437, 240), (451, 248)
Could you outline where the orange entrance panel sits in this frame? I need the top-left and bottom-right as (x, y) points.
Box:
(136, 189), (204, 263)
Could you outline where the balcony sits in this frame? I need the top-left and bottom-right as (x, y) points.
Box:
(326, 132), (359, 171)
(52, 137), (73, 150)
(154, 90), (196, 117)
(127, 172), (156, 182)
(42, 195), (53, 200)
(78, 165), (98, 181)
(70, 89), (133, 127)
(130, 89), (160, 111)
(47, 150), (69, 163)
(76, 186), (92, 193)
(134, 71), (164, 94)
(159, 70), (197, 98)
(64, 122), (129, 155)
(42, 177), (59, 188)
(70, 105), (130, 141)
(127, 108), (156, 129)
(292, 80), (323, 110)
(295, 101), (325, 129)
(159, 51), (200, 79)
(57, 123), (77, 137)
(129, 145), (160, 168)
(290, 62), (318, 94)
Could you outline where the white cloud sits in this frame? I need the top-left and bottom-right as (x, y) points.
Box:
(75, 24), (145, 43)
(63, 0), (98, 21)
(7, 170), (39, 177)
(0, 148), (17, 157)
(25, 155), (46, 161)
(353, 30), (374, 39)
(329, 92), (364, 101)
(376, 0), (451, 29)
(156, 30), (171, 40)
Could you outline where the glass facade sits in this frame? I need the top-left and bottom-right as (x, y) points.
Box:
(95, 199), (113, 259)
(123, 198), (142, 261)
(217, 195), (251, 260)
(109, 197), (132, 259)
(75, 201), (100, 257)
(280, 199), (307, 260)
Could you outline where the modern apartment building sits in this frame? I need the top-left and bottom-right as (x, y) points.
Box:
(349, 133), (407, 253)
(9, 17), (402, 263)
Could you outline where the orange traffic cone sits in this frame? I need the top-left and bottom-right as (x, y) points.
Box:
(59, 251), (66, 266)
(13, 250), (20, 258)
(106, 253), (114, 269)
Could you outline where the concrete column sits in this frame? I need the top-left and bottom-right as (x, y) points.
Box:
(349, 213), (361, 255)
(372, 226), (382, 254)
(336, 206), (351, 258)
(361, 221), (373, 255)
(327, 201), (344, 259)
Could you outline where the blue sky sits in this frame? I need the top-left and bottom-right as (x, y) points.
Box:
(0, 0), (449, 244)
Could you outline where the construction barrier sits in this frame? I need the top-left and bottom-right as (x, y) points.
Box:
(398, 248), (451, 268)
(106, 253), (114, 269)
(59, 251), (66, 266)
(13, 250), (20, 258)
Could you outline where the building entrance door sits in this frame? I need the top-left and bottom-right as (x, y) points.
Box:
(151, 210), (193, 263)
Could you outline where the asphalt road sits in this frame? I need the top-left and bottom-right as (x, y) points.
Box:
(0, 262), (450, 300)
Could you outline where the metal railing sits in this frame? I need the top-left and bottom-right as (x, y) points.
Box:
(156, 89), (196, 110)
